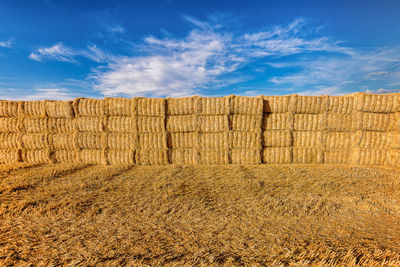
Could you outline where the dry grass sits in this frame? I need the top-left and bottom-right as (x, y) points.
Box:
(1, 164), (400, 266)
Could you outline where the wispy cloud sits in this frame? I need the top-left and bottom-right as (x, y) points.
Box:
(0, 88), (74, 101)
(0, 39), (13, 48)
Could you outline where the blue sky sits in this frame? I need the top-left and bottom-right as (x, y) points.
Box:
(1, 0), (400, 100)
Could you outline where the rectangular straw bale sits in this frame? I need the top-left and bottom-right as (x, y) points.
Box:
(391, 132), (400, 149)
(325, 132), (352, 149)
(23, 117), (47, 133)
(324, 149), (351, 164)
(79, 149), (106, 164)
(263, 130), (292, 147)
(231, 114), (261, 131)
(21, 149), (51, 164)
(138, 132), (167, 149)
(293, 131), (323, 148)
(0, 133), (21, 149)
(328, 96), (355, 114)
(232, 96), (263, 115)
(262, 113), (292, 130)
(76, 117), (105, 132)
(263, 95), (295, 113)
(135, 149), (168, 165)
(105, 97), (134, 116)
(167, 115), (197, 132)
(47, 118), (75, 133)
(106, 150), (134, 165)
(326, 113), (354, 131)
(21, 133), (48, 149)
(48, 133), (75, 150)
(387, 149), (400, 166)
(0, 101), (21, 117)
(170, 149), (198, 164)
(294, 114), (324, 131)
(107, 116), (136, 132)
(229, 132), (261, 148)
(136, 98), (166, 116)
(231, 148), (260, 164)
(292, 148), (323, 163)
(50, 150), (78, 164)
(106, 133), (137, 150)
(200, 115), (229, 132)
(168, 132), (198, 148)
(167, 96), (199, 115)
(22, 101), (46, 117)
(352, 149), (388, 165)
(295, 96), (328, 114)
(355, 131), (391, 149)
(199, 97), (229, 115)
(45, 101), (74, 118)
(355, 112), (396, 131)
(199, 149), (229, 165)
(74, 98), (104, 116)
(137, 116), (165, 133)
(199, 132), (229, 149)
(356, 93), (397, 113)
(0, 149), (21, 163)
(262, 147), (292, 164)
(75, 132), (105, 149)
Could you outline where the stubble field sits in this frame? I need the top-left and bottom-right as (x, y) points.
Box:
(1, 163), (400, 266)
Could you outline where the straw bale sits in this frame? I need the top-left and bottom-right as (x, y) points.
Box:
(79, 149), (106, 164)
(199, 149), (229, 165)
(328, 96), (355, 114)
(107, 116), (136, 132)
(262, 147), (292, 164)
(324, 149), (351, 164)
(135, 149), (169, 165)
(47, 118), (75, 133)
(199, 132), (229, 149)
(263, 130), (292, 147)
(231, 114), (261, 131)
(167, 115), (197, 132)
(75, 132), (106, 149)
(352, 149), (388, 165)
(200, 115), (229, 132)
(50, 150), (78, 164)
(21, 133), (48, 149)
(106, 150), (134, 165)
(294, 114), (324, 131)
(0, 133), (21, 149)
(391, 132), (400, 149)
(23, 118), (47, 133)
(231, 148), (260, 164)
(137, 116), (165, 133)
(21, 149), (51, 164)
(22, 101), (46, 117)
(325, 132), (352, 149)
(326, 113), (354, 131)
(106, 133), (137, 150)
(356, 93), (397, 113)
(232, 96), (263, 115)
(76, 117), (105, 132)
(199, 97), (229, 115)
(170, 149), (198, 165)
(354, 131), (392, 149)
(167, 96), (199, 115)
(293, 131), (323, 148)
(136, 98), (166, 116)
(294, 96), (328, 114)
(229, 132), (261, 148)
(48, 133), (76, 150)
(0, 101), (21, 117)
(262, 113), (292, 130)
(138, 132), (167, 149)
(355, 112), (396, 131)
(0, 118), (20, 133)
(105, 97), (135, 116)
(45, 101), (74, 118)
(263, 95), (295, 113)
(387, 149), (400, 166)
(168, 132), (199, 148)
(0, 149), (21, 163)
(74, 98), (105, 116)
(292, 148), (323, 163)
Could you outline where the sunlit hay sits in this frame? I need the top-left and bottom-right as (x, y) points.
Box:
(73, 98), (105, 116)
(324, 132), (352, 149)
(326, 113), (355, 131)
(135, 149), (169, 165)
(327, 95), (356, 114)
(107, 116), (136, 133)
(199, 132), (229, 150)
(168, 132), (199, 149)
(48, 133), (76, 150)
(50, 150), (79, 164)
(231, 95), (263, 115)
(136, 97), (166, 116)
(292, 131), (323, 148)
(47, 118), (75, 133)
(138, 132), (167, 149)
(0, 100), (22, 117)
(263, 95), (296, 113)
(356, 92), (398, 113)
(75, 117), (105, 132)
(199, 149), (229, 165)
(79, 149), (106, 165)
(21, 133), (49, 150)
(75, 132), (106, 150)
(0, 133), (21, 149)
(292, 147), (324, 164)
(199, 115), (229, 132)
(199, 96), (230, 115)
(262, 113), (293, 130)
(263, 130), (292, 147)
(294, 95), (328, 114)
(104, 97), (135, 116)
(231, 114), (262, 131)
(137, 116), (165, 133)
(106, 133), (137, 150)
(324, 149), (351, 164)
(45, 100), (74, 118)
(294, 114), (325, 131)
(170, 148), (198, 164)
(21, 149), (51, 164)
(167, 96), (199, 115)
(263, 147), (292, 163)
(22, 101), (46, 118)
(231, 148), (260, 164)
(167, 115), (197, 132)
(106, 149), (135, 165)
(229, 131), (261, 149)
(352, 149), (389, 165)
(355, 112), (397, 131)
(0, 149), (21, 163)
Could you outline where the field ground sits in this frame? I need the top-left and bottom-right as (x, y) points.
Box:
(1, 164), (400, 266)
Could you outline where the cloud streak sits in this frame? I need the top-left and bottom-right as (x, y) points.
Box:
(0, 39), (13, 48)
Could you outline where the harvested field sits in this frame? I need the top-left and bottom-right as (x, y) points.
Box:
(1, 164), (400, 266)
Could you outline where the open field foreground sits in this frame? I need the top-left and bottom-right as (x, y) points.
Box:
(1, 164), (400, 266)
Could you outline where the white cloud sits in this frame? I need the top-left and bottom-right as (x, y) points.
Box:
(0, 88), (74, 101)
(0, 39), (13, 48)
(107, 25), (126, 33)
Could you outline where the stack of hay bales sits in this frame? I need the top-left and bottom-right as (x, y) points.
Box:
(0, 101), (22, 163)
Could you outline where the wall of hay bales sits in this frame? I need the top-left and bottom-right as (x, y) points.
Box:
(0, 93), (398, 165)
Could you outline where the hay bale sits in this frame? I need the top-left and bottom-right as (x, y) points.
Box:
(199, 132), (229, 149)
(355, 112), (396, 131)
(263, 130), (292, 147)
(199, 97), (229, 115)
(105, 97), (135, 116)
(48, 133), (76, 150)
(355, 131), (391, 149)
(50, 150), (78, 164)
(263, 95), (295, 113)
(106, 149), (134, 165)
(328, 96), (355, 114)
(21, 149), (51, 164)
(135, 149), (168, 165)
(137, 116), (165, 133)
(0, 149), (21, 163)
(262, 147), (292, 164)
(73, 98), (105, 116)
(79, 149), (106, 164)
(292, 148), (323, 163)
(45, 101), (74, 118)
(200, 115), (229, 132)
(0, 133), (21, 149)
(232, 96), (263, 115)
(47, 118), (75, 133)
(199, 149), (229, 165)
(355, 93), (397, 113)
(167, 96), (199, 115)
(21, 133), (48, 149)
(0, 118), (20, 132)
(387, 149), (400, 166)
(168, 132), (199, 148)
(352, 149), (388, 165)
(262, 113), (293, 130)
(23, 118), (47, 133)
(325, 132), (352, 149)
(391, 132), (400, 149)
(75, 133), (106, 149)
(231, 114), (261, 131)
(167, 115), (197, 132)
(294, 114), (324, 131)
(229, 132), (261, 148)
(107, 133), (137, 150)
(231, 148), (260, 164)
(170, 149), (198, 164)
(76, 117), (105, 132)
(22, 101), (46, 117)
(138, 132), (167, 149)
(324, 149), (351, 164)
(136, 98), (166, 116)
(326, 113), (354, 131)
(0, 101), (21, 117)
(295, 96), (328, 114)
(293, 131), (323, 148)
(107, 116), (136, 132)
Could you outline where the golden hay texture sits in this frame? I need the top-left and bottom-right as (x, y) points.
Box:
(167, 96), (199, 115)
(45, 101), (74, 118)
(0, 149), (20, 163)
(76, 117), (105, 132)
(294, 95), (328, 114)
(199, 149), (229, 165)
(135, 149), (169, 165)
(138, 132), (167, 149)
(137, 116), (165, 133)
(106, 133), (137, 150)
(356, 93), (398, 113)
(199, 96), (230, 115)
(168, 132), (199, 148)
(21, 149), (51, 164)
(0, 133), (21, 149)
(21, 133), (48, 149)
(0, 101), (21, 117)
(231, 114), (262, 131)
(22, 101), (46, 117)
(292, 148), (324, 164)
(327, 95), (355, 113)
(106, 149), (135, 165)
(263, 147), (292, 163)
(324, 149), (351, 164)
(262, 113), (292, 130)
(107, 116), (136, 133)
(136, 97), (166, 116)
(170, 148), (198, 164)
(50, 150), (78, 164)
(325, 132), (353, 149)
(231, 96), (263, 115)
(22, 117), (48, 133)
(48, 134), (76, 150)
(229, 131), (261, 148)
(47, 118), (75, 133)
(104, 97), (135, 116)
(75, 132), (106, 150)
(79, 149), (106, 164)
(263, 130), (292, 147)
(326, 113), (354, 131)
(200, 132), (229, 149)
(263, 95), (295, 113)
(292, 131), (323, 148)
(73, 98), (105, 116)
(231, 148), (260, 164)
